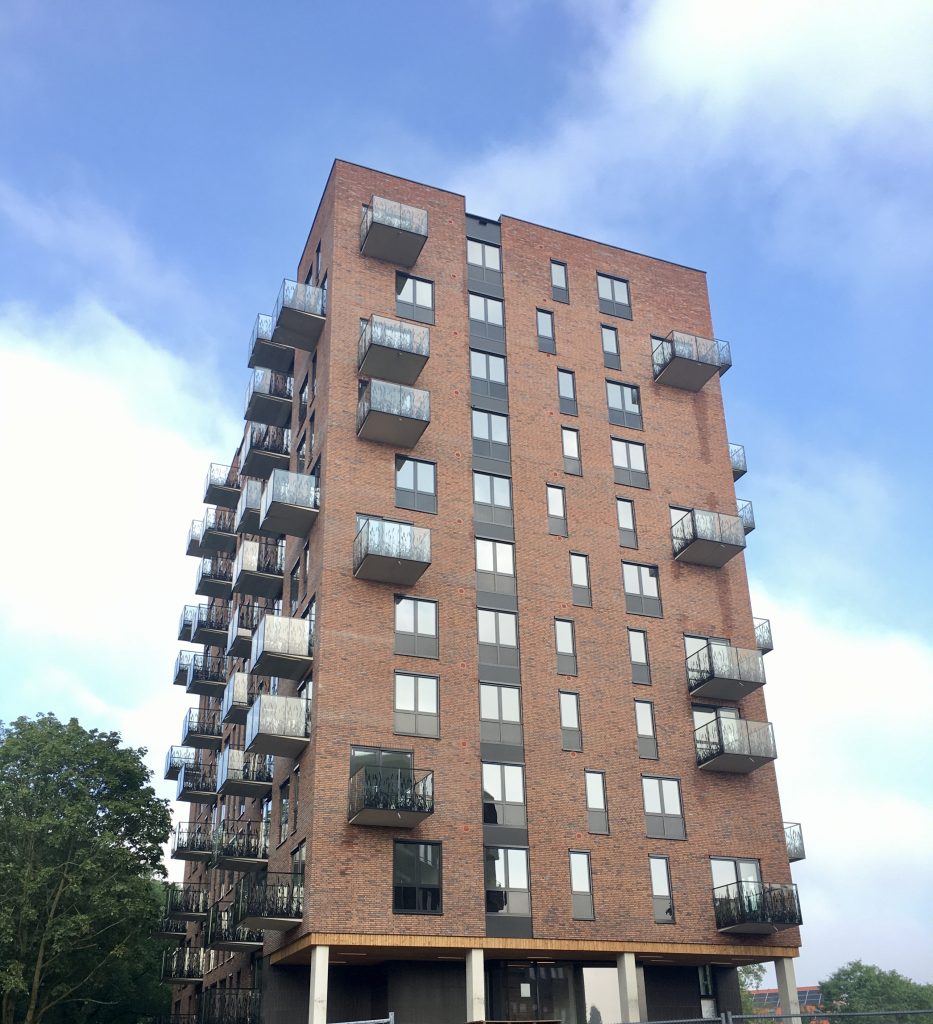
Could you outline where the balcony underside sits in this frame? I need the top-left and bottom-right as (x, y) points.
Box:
(717, 918), (798, 935)
(222, 701), (251, 726)
(210, 934), (263, 952)
(176, 784), (216, 804)
(233, 569), (284, 600)
(153, 920), (188, 941)
(689, 674), (765, 701)
(249, 650), (312, 680)
(698, 750), (776, 774)
(181, 730), (221, 752)
(200, 528), (236, 556)
(357, 409), (429, 448)
(260, 499), (319, 538)
(171, 845), (214, 863)
(191, 623), (227, 646)
(358, 344), (428, 387)
(245, 391), (292, 429)
(195, 577), (232, 600)
(186, 677), (226, 699)
(226, 629), (253, 659)
(272, 306), (325, 353)
(217, 775), (272, 799)
(348, 806), (433, 828)
(171, 907), (207, 924)
(244, 731), (309, 758)
(214, 850), (268, 872)
(674, 537), (745, 568)
(249, 336), (294, 374)
(186, 535), (205, 558)
(354, 551), (431, 586)
(654, 355), (720, 392)
(173, 663), (190, 687)
(240, 448), (288, 481)
(236, 910), (300, 931)
(205, 482), (240, 510)
(361, 221), (427, 266)
(162, 973), (203, 986)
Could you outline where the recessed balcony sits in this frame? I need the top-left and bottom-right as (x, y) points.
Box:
(186, 520), (205, 558)
(204, 463), (240, 510)
(181, 708), (222, 750)
(165, 883), (209, 922)
(200, 507), (237, 555)
(358, 314), (430, 385)
(213, 820), (270, 872)
(652, 330), (732, 391)
(186, 653), (228, 697)
(729, 442), (747, 481)
(360, 195), (429, 266)
(164, 745), (196, 781)
(191, 602), (230, 646)
(226, 604), (261, 658)
(357, 379), (430, 448)
(178, 606), (197, 642)
(713, 880), (802, 934)
(161, 948), (204, 986)
(249, 614), (313, 679)
(244, 369), (293, 428)
(206, 907), (263, 954)
(353, 518), (431, 586)
(271, 279), (326, 353)
(217, 747), (274, 799)
(785, 822), (806, 863)
(248, 313), (293, 374)
(259, 469), (320, 537)
(241, 423), (290, 480)
(347, 765), (435, 828)
(171, 824), (215, 862)
(244, 694), (310, 758)
(176, 762), (217, 803)
(173, 651), (194, 687)
(671, 507), (747, 567)
(233, 539), (285, 599)
(234, 477), (264, 535)
(201, 987), (262, 1024)
(738, 498), (756, 534)
(195, 556), (233, 599)
(221, 671), (262, 725)
(695, 717), (777, 773)
(755, 616), (774, 654)
(686, 642), (766, 700)
(233, 871), (303, 931)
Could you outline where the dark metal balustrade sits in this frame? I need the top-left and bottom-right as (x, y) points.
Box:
(164, 882), (209, 921)
(712, 880), (801, 934)
(247, 312), (293, 374)
(181, 708), (222, 750)
(221, 671), (263, 725)
(695, 717), (777, 773)
(191, 602), (230, 646)
(206, 905), (264, 953)
(186, 520), (205, 558)
(686, 642), (766, 700)
(729, 442), (747, 481)
(204, 463), (240, 509)
(213, 820), (270, 871)
(353, 519), (431, 585)
(186, 653), (228, 697)
(244, 369), (294, 428)
(271, 279), (326, 352)
(785, 821), (806, 862)
(244, 694), (310, 758)
(176, 762), (217, 803)
(171, 824), (215, 862)
(358, 314), (430, 384)
(359, 195), (428, 266)
(241, 423), (291, 480)
(164, 745), (195, 781)
(200, 506), (237, 555)
(160, 947), (204, 985)
(151, 916), (188, 941)
(652, 330), (732, 391)
(195, 556), (233, 599)
(347, 765), (435, 827)
(671, 507), (747, 567)
(357, 378), (430, 448)
(259, 469), (320, 537)
(173, 651), (193, 686)
(233, 538), (285, 599)
(226, 603), (261, 658)
(755, 616), (774, 654)
(233, 871), (303, 930)
(201, 987), (262, 1024)
(249, 614), (313, 679)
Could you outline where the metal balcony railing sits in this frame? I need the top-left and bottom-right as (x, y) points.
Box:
(360, 196), (429, 265)
(273, 279), (326, 328)
(181, 708), (222, 747)
(246, 368), (293, 403)
(754, 616), (774, 653)
(245, 694), (310, 757)
(164, 746), (195, 780)
(729, 442), (747, 480)
(213, 819), (270, 867)
(353, 518), (432, 585)
(221, 671), (264, 724)
(712, 880), (802, 933)
(173, 651), (193, 686)
(217, 746), (274, 796)
(357, 378), (430, 430)
(206, 904), (264, 952)
(242, 423), (291, 478)
(204, 462), (240, 508)
(234, 538), (285, 580)
(358, 314), (430, 385)
(191, 602), (231, 644)
(176, 762), (217, 802)
(201, 987), (262, 1024)
(245, 369), (294, 429)
(226, 603), (262, 657)
(161, 947), (204, 983)
(186, 520), (204, 557)
(187, 653), (227, 693)
(695, 717), (777, 771)
(259, 468), (320, 537)
(347, 765), (435, 827)
(249, 614), (314, 679)
(784, 821), (806, 862)
(686, 642), (766, 699)
(164, 882), (209, 919)
(233, 871), (303, 929)
(737, 498), (756, 533)
(171, 824), (216, 860)
(195, 556), (233, 597)
(652, 330), (732, 386)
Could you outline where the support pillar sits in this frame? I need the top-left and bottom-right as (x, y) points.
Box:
(774, 957), (801, 1024)
(308, 944), (329, 1024)
(617, 952), (641, 1024)
(636, 964), (648, 1021)
(466, 948), (485, 1023)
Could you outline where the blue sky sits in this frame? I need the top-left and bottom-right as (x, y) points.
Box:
(1, 0), (931, 989)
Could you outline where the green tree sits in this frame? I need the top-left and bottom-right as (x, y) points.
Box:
(820, 961), (933, 1013)
(739, 963), (768, 1013)
(0, 714), (172, 1024)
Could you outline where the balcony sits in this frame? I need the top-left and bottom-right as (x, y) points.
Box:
(353, 519), (431, 586)
(217, 747), (274, 799)
(201, 987), (262, 1024)
(226, 604), (261, 658)
(358, 314), (430, 385)
(173, 651), (194, 687)
(206, 906), (263, 954)
(165, 883), (209, 921)
(161, 948), (204, 985)
(213, 820), (270, 871)
(200, 507), (236, 555)
(360, 195), (428, 266)
(357, 379), (430, 448)
(729, 442), (747, 481)
(244, 694), (310, 758)
(204, 463), (240, 510)
(164, 746), (195, 781)
(221, 671), (262, 725)
(241, 423), (290, 480)
(186, 653), (228, 697)
(259, 469), (320, 537)
(249, 614), (313, 679)
(785, 822), (806, 863)
(171, 824), (215, 862)
(713, 880), (802, 934)
(695, 717), (777, 773)
(152, 916), (188, 941)
(347, 765), (435, 828)
(186, 520), (204, 558)
(755, 616), (774, 654)
(195, 556), (233, 600)
(652, 330), (732, 391)
(271, 280), (326, 352)
(244, 369), (293, 428)
(738, 498), (756, 534)
(234, 477), (264, 535)
(248, 313), (293, 374)
(180, 708), (222, 750)
(233, 871), (303, 930)
(191, 603), (230, 646)
(176, 763), (217, 803)
(671, 507), (747, 568)
(178, 605), (197, 642)
(233, 539), (285, 599)
(686, 642), (766, 700)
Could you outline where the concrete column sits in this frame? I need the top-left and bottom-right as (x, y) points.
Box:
(775, 957), (801, 1024)
(635, 964), (648, 1021)
(466, 948), (485, 1023)
(617, 952), (641, 1023)
(308, 944), (329, 1024)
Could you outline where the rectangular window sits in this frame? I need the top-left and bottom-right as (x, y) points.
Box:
(396, 273), (435, 325)
(278, 780), (290, 846)
(476, 539), (516, 598)
(296, 432), (307, 475)
(584, 769), (608, 834)
(559, 691), (582, 751)
(394, 672), (439, 737)
(554, 618), (577, 676)
(547, 484), (567, 537)
(291, 838), (306, 875)
(292, 768), (300, 831)
(480, 682), (523, 747)
(635, 700), (658, 759)
(469, 292), (505, 342)
(467, 239), (502, 287)
(606, 380), (643, 429)
(289, 562), (301, 616)
(310, 353), (318, 399)
(484, 847), (530, 917)
(474, 471), (513, 532)
(396, 456), (437, 514)
(477, 609), (519, 668)
(650, 856), (675, 924)
(557, 368), (577, 416)
(559, 426), (581, 476)
(622, 562), (662, 617)
(569, 851), (594, 920)
(472, 409), (511, 463)
(298, 375), (309, 424)
(393, 841), (442, 914)
(537, 309), (556, 353)
(611, 438), (649, 488)
(470, 349), (508, 403)
(482, 762), (526, 828)
(394, 597), (438, 659)
(551, 260), (569, 303)
(642, 777), (685, 840)
(601, 325), (620, 370)
(596, 272), (632, 319)
(628, 628), (651, 684)
(570, 552), (591, 607)
(616, 497), (637, 548)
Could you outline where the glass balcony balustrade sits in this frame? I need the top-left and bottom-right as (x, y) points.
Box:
(729, 442), (747, 481)
(204, 463), (240, 509)
(186, 653), (228, 697)
(221, 671), (265, 725)
(686, 642), (766, 700)
(233, 871), (303, 931)
(784, 822), (806, 863)
(233, 539), (285, 599)
(226, 603), (262, 658)
(176, 761), (217, 803)
(249, 614), (313, 679)
(178, 605), (197, 642)
(186, 520), (205, 558)
(191, 602), (231, 646)
(200, 506), (237, 555)
(357, 378), (430, 448)
(213, 819), (270, 871)
(695, 717), (777, 773)
(244, 369), (294, 428)
(247, 313), (293, 374)
(353, 518), (431, 586)
(755, 616), (774, 654)
(240, 423), (291, 480)
(259, 469), (320, 537)
(671, 507), (747, 568)
(738, 498), (756, 534)
(195, 556), (233, 599)
(359, 195), (429, 266)
(164, 745), (195, 781)
(358, 314), (430, 385)
(234, 477), (264, 535)
(244, 694), (310, 758)
(173, 651), (194, 686)
(217, 746), (274, 798)
(271, 279), (326, 352)
(652, 330), (732, 391)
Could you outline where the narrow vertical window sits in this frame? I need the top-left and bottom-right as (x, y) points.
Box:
(601, 325), (620, 370)
(551, 260), (569, 303)
(569, 851), (594, 920)
(628, 628), (651, 684)
(546, 484), (567, 537)
(635, 700), (658, 759)
(559, 691), (582, 751)
(584, 770), (608, 834)
(561, 427), (581, 476)
(537, 309), (556, 353)
(557, 368), (577, 416)
(649, 856), (674, 923)
(554, 618), (577, 676)
(616, 498), (637, 548)
(570, 553), (591, 607)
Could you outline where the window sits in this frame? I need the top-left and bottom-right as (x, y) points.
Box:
(635, 700), (658, 758)
(642, 777), (685, 840)
(561, 427), (581, 476)
(584, 769), (608, 834)
(546, 484), (567, 537)
(570, 552), (591, 607)
(559, 691), (582, 751)
(484, 847), (530, 916)
(467, 239), (502, 286)
(611, 438), (649, 488)
(537, 309), (555, 353)
(476, 539), (516, 597)
(292, 768), (300, 831)
(622, 562), (661, 616)
(289, 562), (300, 616)
(396, 273), (434, 324)
(628, 628), (651, 684)
(394, 597), (438, 658)
(616, 498), (637, 548)
(472, 409), (510, 463)
(307, 412), (315, 455)
(596, 272), (632, 319)
(480, 683), (523, 746)
(298, 375), (309, 424)
(314, 242), (322, 285)
(278, 780), (290, 845)
(394, 672), (439, 737)
(296, 432), (307, 474)
(291, 838), (306, 875)
(557, 368), (577, 416)
(569, 850), (594, 920)
(710, 857), (761, 894)
(551, 260), (569, 303)
(310, 353), (318, 399)
(477, 609), (519, 668)
(555, 618), (577, 675)
(394, 841), (442, 914)
(649, 856), (674, 923)
(469, 292), (505, 342)
(482, 763), (526, 827)
(470, 349), (508, 403)
(474, 471), (513, 531)
(606, 381), (643, 429)
(699, 966), (718, 1020)
(396, 456), (436, 514)
(601, 325), (620, 370)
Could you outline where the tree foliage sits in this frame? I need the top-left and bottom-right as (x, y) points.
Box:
(820, 961), (933, 1013)
(738, 963), (768, 1013)
(0, 714), (172, 1024)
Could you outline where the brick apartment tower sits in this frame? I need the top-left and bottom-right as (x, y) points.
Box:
(159, 160), (806, 1024)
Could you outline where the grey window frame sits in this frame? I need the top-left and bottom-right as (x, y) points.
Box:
(467, 239), (503, 288)
(482, 762), (527, 828)
(278, 779), (290, 846)
(596, 272), (632, 319)
(477, 608), (519, 669)
(569, 850), (595, 920)
(289, 561), (301, 616)
(561, 426), (582, 476)
(394, 596), (439, 659)
(547, 484), (567, 537)
(606, 380), (643, 429)
(394, 671), (439, 738)
(484, 846), (531, 917)
(470, 349), (508, 403)
(395, 456), (437, 514)
(480, 682), (523, 746)
(472, 408), (511, 463)
(616, 497), (638, 548)
(601, 324), (620, 370)
(642, 776), (686, 840)
(584, 769), (608, 834)
(551, 260), (569, 303)
(555, 618), (578, 676)
(649, 855), (675, 924)
(473, 471), (513, 532)
(635, 699), (658, 759)
(537, 309), (556, 354)
(393, 840), (443, 915)
(476, 538), (517, 599)
(612, 438), (649, 488)
(622, 562), (662, 617)
(557, 368), (577, 416)
(396, 272), (435, 325)
(570, 552), (591, 608)
(559, 690), (582, 751)
(628, 628), (651, 684)
(469, 292), (505, 342)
